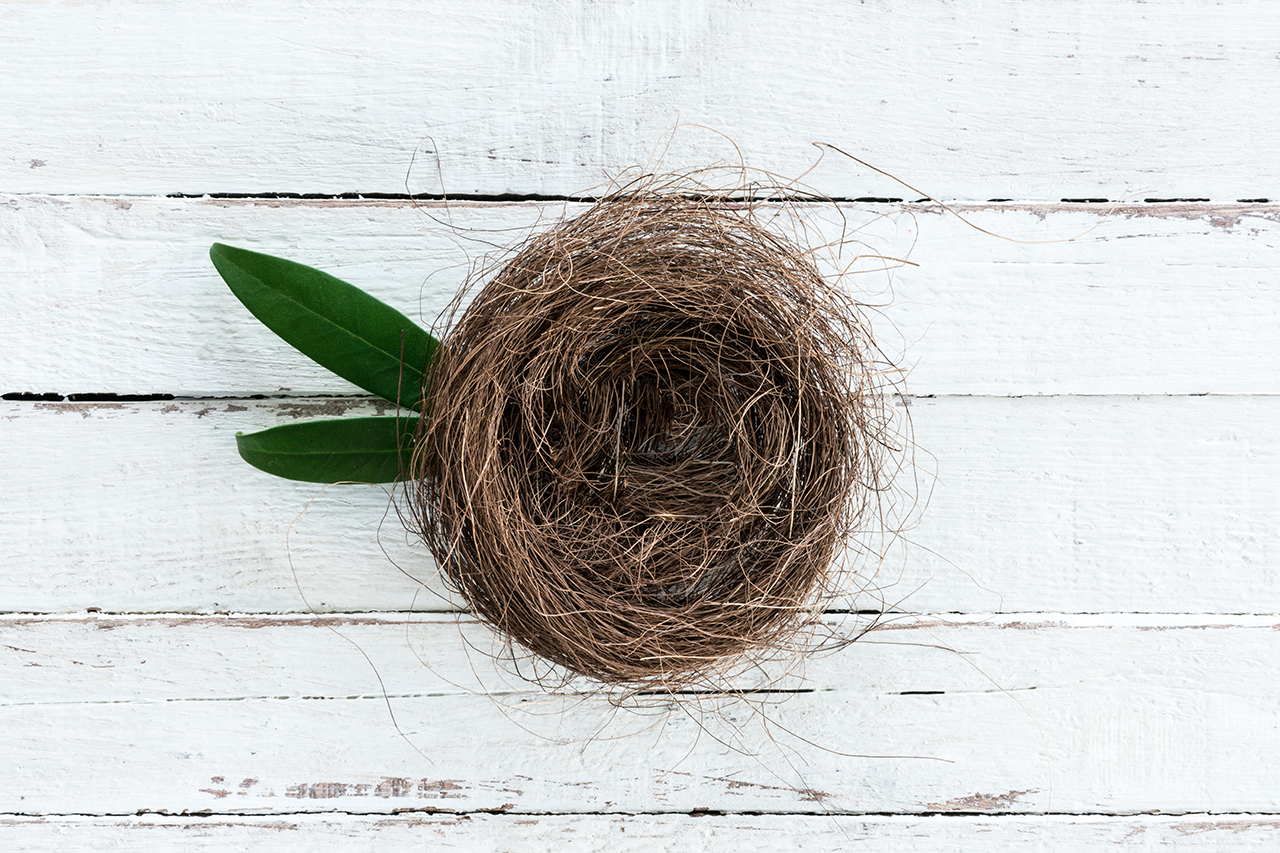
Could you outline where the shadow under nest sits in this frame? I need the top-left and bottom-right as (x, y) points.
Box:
(407, 192), (900, 691)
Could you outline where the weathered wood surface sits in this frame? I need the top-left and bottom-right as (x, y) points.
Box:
(4, 394), (1277, 614)
(5, 0), (1278, 845)
(2, 1), (1277, 199)
(3, 614), (1278, 815)
(4, 197), (1279, 397)
(6, 814), (1280, 852)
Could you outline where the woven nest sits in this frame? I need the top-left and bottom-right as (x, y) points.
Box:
(408, 191), (893, 689)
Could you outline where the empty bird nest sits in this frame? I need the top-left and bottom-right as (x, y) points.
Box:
(407, 187), (901, 691)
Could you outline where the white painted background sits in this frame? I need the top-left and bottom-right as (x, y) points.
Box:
(3, 1), (1279, 849)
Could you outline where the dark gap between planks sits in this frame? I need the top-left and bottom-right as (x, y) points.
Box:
(163, 192), (1275, 204)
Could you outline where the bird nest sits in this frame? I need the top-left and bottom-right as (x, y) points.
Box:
(408, 191), (896, 689)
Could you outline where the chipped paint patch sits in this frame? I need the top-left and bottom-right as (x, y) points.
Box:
(926, 789), (1037, 811)
(283, 778), (473, 800)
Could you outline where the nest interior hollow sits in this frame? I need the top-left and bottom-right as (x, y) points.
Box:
(410, 195), (887, 688)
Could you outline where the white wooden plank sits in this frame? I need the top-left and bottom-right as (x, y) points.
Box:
(0, 397), (451, 615)
(4, 395), (1276, 614)
(1, 614), (1278, 815)
(4, 197), (1279, 396)
(892, 393), (1280, 615)
(2, 1), (1277, 199)
(4, 611), (1273, 701)
(5, 814), (1280, 853)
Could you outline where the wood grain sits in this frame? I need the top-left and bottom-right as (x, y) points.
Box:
(5, 2), (1278, 842)
(2, 614), (1278, 815)
(4, 196), (1278, 397)
(5, 814), (1280, 852)
(4, 394), (1277, 614)
(2, 1), (1277, 198)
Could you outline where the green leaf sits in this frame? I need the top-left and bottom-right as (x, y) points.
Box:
(210, 243), (440, 409)
(235, 417), (420, 483)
